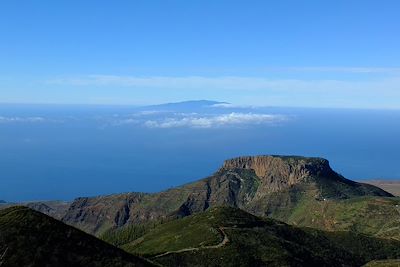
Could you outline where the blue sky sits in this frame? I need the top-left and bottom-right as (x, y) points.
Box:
(1, 0), (399, 108)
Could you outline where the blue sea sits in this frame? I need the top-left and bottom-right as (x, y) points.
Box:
(1, 101), (399, 202)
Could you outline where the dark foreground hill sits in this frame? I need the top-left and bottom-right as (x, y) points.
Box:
(59, 156), (396, 238)
(0, 206), (154, 267)
(111, 207), (400, 267)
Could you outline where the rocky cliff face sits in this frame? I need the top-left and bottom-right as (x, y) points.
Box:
(61, 193), (150, 234)
(222, 156), (336, 193)
(53, 155), (393, 236)
(174, 168), (260, 217)
(223, 156), (333, 179)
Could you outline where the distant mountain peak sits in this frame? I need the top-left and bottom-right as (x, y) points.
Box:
(148, 100), (230, 109)
(165, 100), (229, 105)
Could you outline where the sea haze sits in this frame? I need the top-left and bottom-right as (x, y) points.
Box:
(1, 100), (399, 202)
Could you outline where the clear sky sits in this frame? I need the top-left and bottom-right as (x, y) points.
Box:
(1, 0), (399, 108)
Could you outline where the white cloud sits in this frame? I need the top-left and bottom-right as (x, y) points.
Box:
(107, 117), (141, 126)
(143, 113), (286, 128)
(138, 110), (165, 115)
(0, 116), (45, 123)
(47, 75), (321, 90)
(266, 67), (400, 74)
(46, 74), (400, 93)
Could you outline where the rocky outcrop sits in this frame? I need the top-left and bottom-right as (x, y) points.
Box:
(61, 193), (148, 234)
(222, 156), (334, 191)
(175, 168), (260, 217)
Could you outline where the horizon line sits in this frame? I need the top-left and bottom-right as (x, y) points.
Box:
(0, 100), (400, 111)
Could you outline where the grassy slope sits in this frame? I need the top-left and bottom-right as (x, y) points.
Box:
(363, 259), (400, 267)
(100, 220), (168, 247)
(244, 178), (400, 240)
(122, 207), (400, 267)
(0, 206), (154, 267)
(282, 195), (400, 240)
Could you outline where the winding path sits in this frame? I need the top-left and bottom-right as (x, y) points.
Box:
(0, 247), (8, 266)
(154, 227), (229, 258)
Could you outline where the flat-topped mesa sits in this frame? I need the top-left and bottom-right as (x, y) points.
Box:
(57, 155), (392, 236)
(222, 155), (336, 186)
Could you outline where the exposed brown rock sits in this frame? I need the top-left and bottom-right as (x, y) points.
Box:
(222, 155), (334, 193)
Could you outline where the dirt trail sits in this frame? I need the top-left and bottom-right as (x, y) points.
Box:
(154, 227), (229, 258)
(0, 247), (8, 266)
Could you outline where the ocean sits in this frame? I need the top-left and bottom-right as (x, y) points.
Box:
(1, 102), (399, 202)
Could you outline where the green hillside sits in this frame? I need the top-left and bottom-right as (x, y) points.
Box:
(0, 206), (154, 267)
(245, 178), (400, 239)
(121, 207), (400, 267)
(270, 193), (400, 240)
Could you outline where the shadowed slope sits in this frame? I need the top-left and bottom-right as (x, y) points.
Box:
(0, 206), (154, 267)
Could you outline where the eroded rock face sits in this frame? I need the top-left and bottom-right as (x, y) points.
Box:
(62, 193), (147, 234)
(224, 156), (329, 184)
(175, 168), (260, 217)
(222, 156), (335, 193)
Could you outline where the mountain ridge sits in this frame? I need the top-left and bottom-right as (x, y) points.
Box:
(55, 155), (394, 237)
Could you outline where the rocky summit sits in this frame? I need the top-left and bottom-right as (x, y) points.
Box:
(222, 156), (332, 186)
(221, 155), (391, 199)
